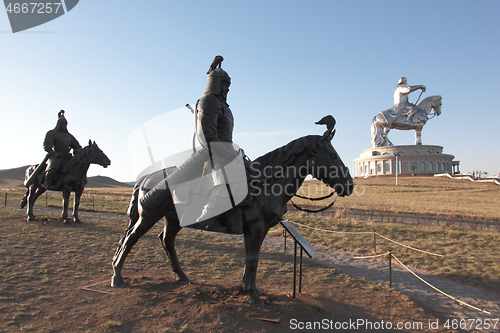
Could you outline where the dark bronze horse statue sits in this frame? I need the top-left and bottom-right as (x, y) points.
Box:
(21, 140), (111, 224)
(111, 117), (353, 304)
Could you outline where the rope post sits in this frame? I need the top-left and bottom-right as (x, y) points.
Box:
(293, 240), (297, 298)
(299, 246), (303, 293)
(283, 229), (287, 252)
(373, 230), (377, 254)
(92, 194), (95, 212)
(4, 193), (7, 207)
(388, 250), (392, 287)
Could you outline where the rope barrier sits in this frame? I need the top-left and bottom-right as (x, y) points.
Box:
(291, 221), (500, 262)
(391, 253), (492, 315)
(287, 221), (494, 315)
(375, 233), (446, 257)
(353, 252), (390, 259)
(293, 221), (372, 234)
(294, 222), (499, 315)
(375, 232), (500, 262)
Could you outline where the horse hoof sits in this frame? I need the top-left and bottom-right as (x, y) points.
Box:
(63, 219), (72, 225)
(249, 296), (265, 306)
(177, 277), (190, 284)
(111, 275), (126, 288)
(73, 219), (82, 224)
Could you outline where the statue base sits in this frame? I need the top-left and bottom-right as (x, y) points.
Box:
(353, 145), (459, 177)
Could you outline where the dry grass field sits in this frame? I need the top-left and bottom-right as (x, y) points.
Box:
(295, 176), (500, 222)
(1, 175), (498, 331)
(0, 207), (452, 333)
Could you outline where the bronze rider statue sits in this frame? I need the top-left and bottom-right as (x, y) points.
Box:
(42, 110), (82, 190)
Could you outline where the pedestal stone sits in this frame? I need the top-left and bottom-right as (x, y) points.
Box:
(353, 145), (459, 177)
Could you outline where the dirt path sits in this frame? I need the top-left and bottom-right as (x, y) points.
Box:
(25, 205), (500, 330)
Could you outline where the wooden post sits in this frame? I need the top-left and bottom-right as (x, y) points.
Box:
(373, 230), (377, 254)
(46, 192), (48, 206)
(4, 193), (7, 207)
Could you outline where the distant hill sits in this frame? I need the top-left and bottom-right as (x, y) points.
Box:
(86, 176), (132, 188)
(0, 166), (131, 188)
(0, 166), (29, 187)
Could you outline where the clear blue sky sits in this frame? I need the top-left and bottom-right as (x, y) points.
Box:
(1, 1), (499, 181)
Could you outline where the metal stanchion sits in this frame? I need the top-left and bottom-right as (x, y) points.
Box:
(389, 250), (392, 287)
(293, 241), (297, 297)
(299, 247), (303, 293)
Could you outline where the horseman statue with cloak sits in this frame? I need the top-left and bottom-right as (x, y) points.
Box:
(43, 110), (82, 190)
(25, 110), (83, 190)
(139, 56), (249, 234)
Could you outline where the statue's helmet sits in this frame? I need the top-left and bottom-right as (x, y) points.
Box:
(398, 77), (407, 85)
(204, 67), (231, 96)
(55, 110), (68, 132)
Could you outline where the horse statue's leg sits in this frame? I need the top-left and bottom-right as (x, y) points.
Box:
(26, 185), (37, 222)
(242, 212), (267, 305)
(371, 116), (390, 147)
(111, 208), (166, 288)
(72, 188), (83, 224)
(25, 184), (46, 222)
(61, 189), (72, 224)
(415, 125), (423, 145)
(383, 127), (394, 146)
(158, 216), (189, 283)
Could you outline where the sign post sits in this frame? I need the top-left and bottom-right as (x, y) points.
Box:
(281, 220), (317, 298)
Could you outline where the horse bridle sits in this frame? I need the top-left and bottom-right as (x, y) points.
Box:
(291, 187), (337, 213)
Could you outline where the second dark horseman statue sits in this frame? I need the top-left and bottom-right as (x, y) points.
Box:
(42, 110), (82, 190)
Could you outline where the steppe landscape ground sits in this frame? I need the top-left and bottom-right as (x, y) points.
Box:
(1, 173), (499, 332)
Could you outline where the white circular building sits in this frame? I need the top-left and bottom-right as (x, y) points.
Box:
(353, 145), (459, 177)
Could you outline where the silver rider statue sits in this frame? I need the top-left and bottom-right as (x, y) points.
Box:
(389, 77), (426, 123)
(371, 77), (442, 147)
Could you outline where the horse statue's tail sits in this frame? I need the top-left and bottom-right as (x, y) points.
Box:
(20, 165), (37, 208)
(20, 189), (29, 209)
(126, 181), (142, 224)
(113, 179), (145, 261)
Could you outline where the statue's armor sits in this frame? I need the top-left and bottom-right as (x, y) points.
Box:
(44, 131), (75, 153)
(141, 57), (246, 232)
(196, 94), (234, 147)
(43, 114), (82, 173)
(43, 130), (81, 170)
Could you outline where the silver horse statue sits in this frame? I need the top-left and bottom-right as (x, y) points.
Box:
(371, 78), (442, 147)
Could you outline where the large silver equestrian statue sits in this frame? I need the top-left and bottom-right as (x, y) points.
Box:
(371, 77), (442, 147)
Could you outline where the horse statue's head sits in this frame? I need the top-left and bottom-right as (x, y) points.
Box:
(417, 95), (442, 118)
(77, 140), (111, 168)
(250, 116), (353, 200)
(309, 116), (353, 196)
(432, 96), (442, 116)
